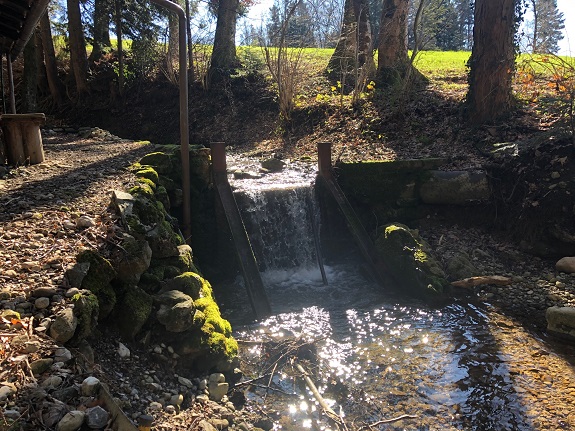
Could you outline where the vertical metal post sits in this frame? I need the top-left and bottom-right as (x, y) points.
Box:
(7, 53), (16, 114)
(318, 141), (332, 177)
(1, 53), (6, 113)
(148, 0), (190, 244)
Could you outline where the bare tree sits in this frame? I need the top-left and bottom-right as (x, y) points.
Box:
(40, 11), (65, 106)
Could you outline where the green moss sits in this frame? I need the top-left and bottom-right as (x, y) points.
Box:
(137, 177), (157, 191)
(116, 287), (153, 339)
(155, 185), (170, 211)
(375, 223), (447, 300)
(206, 332), (238, 357)
(129, 183), (155, 199)
(136, 167), (159, 185)
(76, 250), (117, 318)
(139, 152), (174, 175)
(71, 292), (99, 344)
(196, 296), (232, 336)
(126, 214), (147, 236)
(168, 272), (203, 299)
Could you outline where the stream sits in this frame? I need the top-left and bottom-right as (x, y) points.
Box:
(217, 155), (575, 431)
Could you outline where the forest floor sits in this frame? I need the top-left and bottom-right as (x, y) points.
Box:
(2, 59), (575, 429)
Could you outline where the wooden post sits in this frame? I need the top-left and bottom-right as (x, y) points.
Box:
(0, 113), (46, 165)
(211, 142), (227, 174)
(317, 142), (332, 177)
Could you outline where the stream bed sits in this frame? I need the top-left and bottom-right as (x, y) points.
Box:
(218, 154), (575, 430)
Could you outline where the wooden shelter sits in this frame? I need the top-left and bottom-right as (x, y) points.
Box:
(1, 0), (51, 165)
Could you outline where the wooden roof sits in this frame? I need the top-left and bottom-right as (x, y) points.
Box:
(0, 0), (51, 58)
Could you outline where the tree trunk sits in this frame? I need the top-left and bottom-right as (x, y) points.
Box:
(167, 9), (179, 79)
(115, 0), (124, 96)
(208, 0), (240, 85)
(89, 0), (112, 63)
(40, 12), (65, 107)
(530, 0), (538, 53)
(377, 0), (410, 84)
(185, 0), (195, 80)
(467, 0), (516, 124)
(67, 0), (89, 95)
(21, 32), (39, 113)
(327, 0), (375, 87)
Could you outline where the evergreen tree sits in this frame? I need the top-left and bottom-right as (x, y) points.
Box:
(529, 0), (564, 53)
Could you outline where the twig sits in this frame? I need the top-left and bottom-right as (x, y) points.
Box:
(234, 373), (273, 388)
(248, 383), (298, 396)
(295, 362), (348, 431)
(264, 362), (278, 400)
(358, 414), (418, 429)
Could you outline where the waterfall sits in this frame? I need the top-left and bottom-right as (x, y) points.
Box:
(234, 186), (319, 272)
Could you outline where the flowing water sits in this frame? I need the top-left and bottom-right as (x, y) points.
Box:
(219, 155), (575, 431)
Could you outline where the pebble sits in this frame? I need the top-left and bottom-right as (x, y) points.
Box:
(24, 340), (41, 353)
(54, 347), (73, 363)
(148, 401), (163, 411)
(56, 410), (85, 431)
(118, 342), (131, 358)
(178, 376), (194, 389)
(76, 216), (96, 229)
(0, 385), (16, 401)
(41, 375), (63, 390)
(30, 358), (53, 375)
(81, 376), (101, 396)
(65, 287), (80, 298)
(85, 406), (109, 429)
(34, 297), (50, 310)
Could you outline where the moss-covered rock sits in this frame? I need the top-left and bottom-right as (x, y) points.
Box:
(136, 177), (157, 191)
(77, 250), (117, 319)
(152, 244), (197, 274)
(116, 287), (153, 339)
(70, 291), (99, 345)
(136, 167), (160, 185)
(139, 152), (174, 175)
(155, 185), (170, 212)
(195, 296), (232, 337)
(155, 290), (197, 333)
(445, 251), (479, 280)
(161, 272), (203, 299)
(375, 223), (447, 300)
(146, 220), (183, 259)
(114, 234), (153, 284)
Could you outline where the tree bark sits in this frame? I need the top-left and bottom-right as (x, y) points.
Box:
(185, 0), (195, 80)
(208, 0), (240, 86)
(377, 0), (410, 83)
(67, 0), (89, 95)
(467, 0), (516, 124)
(89, 0), (112, 63)
(40, 11), (65, 106)
(327, 0), (375, 87)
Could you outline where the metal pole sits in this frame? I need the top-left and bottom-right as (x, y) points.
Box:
(1, 53), (6, 113)
(211, 142), (227, 174)
(148, 0), (191, 244)
(7, 53), (16, 114)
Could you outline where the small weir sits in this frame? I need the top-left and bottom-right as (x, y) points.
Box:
(214, 147), (575, 431)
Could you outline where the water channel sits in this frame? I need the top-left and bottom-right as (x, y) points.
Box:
(217, 155), (575, 431)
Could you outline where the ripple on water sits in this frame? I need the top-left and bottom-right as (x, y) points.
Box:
(232, 266), (575, 431)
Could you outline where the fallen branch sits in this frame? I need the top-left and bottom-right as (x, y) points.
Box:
(358, 414), (418, 430)
(295, 362), (348, 431)
(451, 275), (512, 289)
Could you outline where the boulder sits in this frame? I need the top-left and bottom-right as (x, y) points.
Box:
(139, 152), (174, 175)
(546, 306), (575, 340)
(115, 287), (153, 339)
(261, 158), (285, 172)
(76, 250), (117, 319)
(56, 411), (85, 431)
(445, 251), (479, 280)
(146, 220), (182, 259)
(65, 262), (91, 288)
(375, 223), (447, 299)
(115, 234), (153, 284)
(556, 257), (575, 273)
(155, 290), (197, 333)
(70, 292), (99, 345)
(49, 308), (78, 344)
(160, 272), (204, 299)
